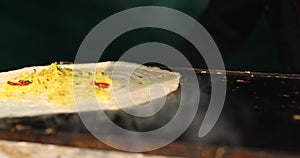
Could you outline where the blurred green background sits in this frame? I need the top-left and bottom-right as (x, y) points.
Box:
(0, 0), (280, 72)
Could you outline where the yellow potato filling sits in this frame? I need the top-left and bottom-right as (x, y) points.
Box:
(0, 63), (112, 105)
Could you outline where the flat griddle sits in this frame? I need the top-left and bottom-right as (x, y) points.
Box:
(0, 67), (300, 157)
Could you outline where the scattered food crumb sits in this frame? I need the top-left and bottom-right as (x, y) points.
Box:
(236, 79), (245, 83)
(15, 124), (31, 131)
(45, 128), (55, 134)
(215, 147), (226, 158)
(293, 114), (300, 120)
(282, 94), (290, 98)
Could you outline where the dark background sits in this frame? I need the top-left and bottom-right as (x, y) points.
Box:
(0, 0), (280, 72)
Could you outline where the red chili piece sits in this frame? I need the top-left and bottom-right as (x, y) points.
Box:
(93, 81), (110, 88)
(7, 80), (32, 86)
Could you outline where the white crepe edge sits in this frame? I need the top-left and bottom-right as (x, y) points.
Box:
(0, 61), (180, 118)
(0, 140), (173, 158)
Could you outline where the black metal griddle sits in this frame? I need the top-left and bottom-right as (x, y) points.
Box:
(0, 68), (300, 157)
